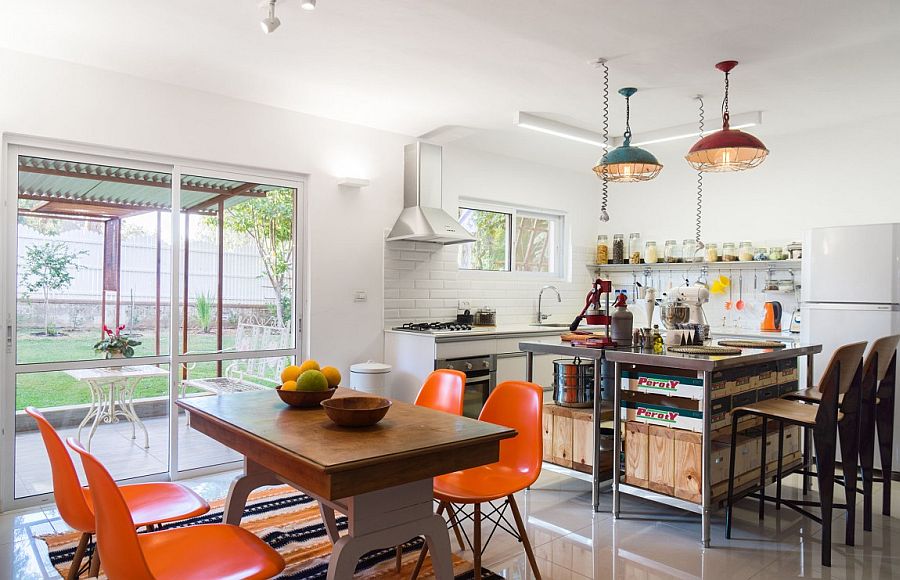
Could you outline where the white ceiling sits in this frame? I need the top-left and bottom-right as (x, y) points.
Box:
(1, 1), (898, 170)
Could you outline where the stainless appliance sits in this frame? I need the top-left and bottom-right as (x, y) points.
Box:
(385, 142), (477, 245)
(552, 358), (594, 408)
(435, 354), (496, 418)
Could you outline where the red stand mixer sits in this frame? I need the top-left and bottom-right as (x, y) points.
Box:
(569, 278), (617, 346)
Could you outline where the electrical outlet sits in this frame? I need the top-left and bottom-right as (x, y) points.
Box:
(457, 300), (471, 311)
(353, 290), (368, 303)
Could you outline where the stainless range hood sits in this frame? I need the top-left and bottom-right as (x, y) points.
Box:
(386, 142), (476, 245)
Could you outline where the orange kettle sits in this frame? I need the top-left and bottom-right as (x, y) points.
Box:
(760, 301), (782, 332)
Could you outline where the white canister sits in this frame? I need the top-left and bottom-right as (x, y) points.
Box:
(349, 361), (392, 396)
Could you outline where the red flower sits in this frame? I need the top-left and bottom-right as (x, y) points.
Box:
(103, 324), (112, 336)
(117, 324), (126, 332)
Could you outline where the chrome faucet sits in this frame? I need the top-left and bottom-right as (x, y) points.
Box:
(537, 285), (561, 324)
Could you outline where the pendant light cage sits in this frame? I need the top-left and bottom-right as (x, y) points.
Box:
(685, 61), (768, 172)
(593, 87), (663, 182)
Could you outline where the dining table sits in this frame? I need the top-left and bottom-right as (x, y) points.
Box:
(176, 388), (515, 580)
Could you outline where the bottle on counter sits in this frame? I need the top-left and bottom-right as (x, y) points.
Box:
(723, 242), (737, 261)
(705, 243), (719, 263)
(739, 241), (754, 261)
(664, 239), (681, 263)
(610, 291), (634, 346)
(652, 325), (664, 353)
(644, 241), (659, 264)
(683, 238), (699, 263)
(612, 234), (625, 264)
(596, 234), (609, 264)
(628, 233), (642, 264)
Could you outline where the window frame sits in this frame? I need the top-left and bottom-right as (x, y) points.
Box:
(457, 199), (567, 279)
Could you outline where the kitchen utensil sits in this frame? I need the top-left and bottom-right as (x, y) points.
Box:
(456, 309), (474, 325)
(735, 273), (745, 311)
(276, 386), (337, 408)
(718, 340), (787, 349)
(660, 304), (690, 329)
(570, 278), (614, 340)
(643, 288), (657, 326)
(668, 345), (742, 355)
(760, 301), (783, 332)
(725, 270), (733, 311)
(552, 358), (594, 408)
(321, 396), (392, 427)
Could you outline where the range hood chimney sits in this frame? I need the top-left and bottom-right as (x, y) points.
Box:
(386, 142), (476, 245)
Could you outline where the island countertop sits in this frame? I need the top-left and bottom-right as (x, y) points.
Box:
(518, 338), (822, 371)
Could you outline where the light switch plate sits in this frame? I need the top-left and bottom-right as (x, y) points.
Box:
(457, 300), (471, 310)
(354, 290), (368, 302)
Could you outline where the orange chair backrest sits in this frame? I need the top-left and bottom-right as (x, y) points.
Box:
(479, 381), (543, 484)
(416, 369), (466, 415)
(67, 438), (155, 580)
(863, 335), (900, 383)
(819, 341), (868, 397)
(24, 407), (95, 533)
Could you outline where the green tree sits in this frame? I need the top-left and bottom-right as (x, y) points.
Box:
(210, 189), (293, 327)
(20, 242), (86, 336)
(472, 211), (508, 270)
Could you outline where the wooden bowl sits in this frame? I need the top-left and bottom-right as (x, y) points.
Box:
(320, 396), (392, 427)
(276, 386), (336, 408)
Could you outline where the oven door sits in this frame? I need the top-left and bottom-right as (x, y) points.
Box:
(435, 355), (496, 419)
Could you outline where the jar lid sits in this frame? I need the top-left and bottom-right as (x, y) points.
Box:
(350, 361), (392, 374)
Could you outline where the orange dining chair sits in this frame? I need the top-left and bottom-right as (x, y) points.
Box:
(26, 407), (211, 579)
(416, 369), (466, 415)
(411, 380), (544, 580)
(67, 437), (285, 580)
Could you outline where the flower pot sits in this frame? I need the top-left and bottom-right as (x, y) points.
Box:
(106, 352), (126, 359)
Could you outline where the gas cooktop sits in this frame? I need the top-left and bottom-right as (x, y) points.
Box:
(392, 321), (473, 333)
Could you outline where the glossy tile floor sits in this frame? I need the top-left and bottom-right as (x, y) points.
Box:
(1, 468), (897, 579)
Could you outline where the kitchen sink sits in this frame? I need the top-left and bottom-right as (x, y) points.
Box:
(529, 323), (571, 328)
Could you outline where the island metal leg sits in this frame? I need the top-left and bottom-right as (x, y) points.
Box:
(803, 354), (814, 495)
(701, 371), (712, 548)
(612, 361), (622, 518)
(592, 357), (602, 512)
(525, 351), (534, 382)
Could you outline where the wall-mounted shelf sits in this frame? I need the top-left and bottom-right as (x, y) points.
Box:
(587, 259), (801, 274)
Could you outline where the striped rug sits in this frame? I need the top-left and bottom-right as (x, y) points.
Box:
(39, 486), (501, 579)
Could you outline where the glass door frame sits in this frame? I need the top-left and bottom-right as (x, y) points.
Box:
(0, 135), (308, 511)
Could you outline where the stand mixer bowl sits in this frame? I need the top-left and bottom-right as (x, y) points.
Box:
(660, 304), (691, 330)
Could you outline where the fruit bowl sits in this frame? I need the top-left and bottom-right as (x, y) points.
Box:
(320, 396), (392, 427)
(276, 386), (337, 408)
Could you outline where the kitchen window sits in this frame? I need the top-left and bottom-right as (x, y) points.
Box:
(458, 202), (565, 276)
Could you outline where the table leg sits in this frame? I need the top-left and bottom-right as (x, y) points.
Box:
(525, 351), (534, 383)
(612, 361), (622, 519)
(804, 354), (814, 495)
(701, 371), (712, 548)
(223, 459), (282, 525)
(77, 382), (100, 443)
(86, 383), (112, 451)
(592, 357), (602, 512)
(319, 504), (342, 543)
(120, 379), (149, 448)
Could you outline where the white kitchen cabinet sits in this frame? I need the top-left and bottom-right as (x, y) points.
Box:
(496, 352), (556, 390)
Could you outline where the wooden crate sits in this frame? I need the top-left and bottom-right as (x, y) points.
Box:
(542, 403), (613, 473)
(572, 409), (594, 473)
(541, 404), (555, 463)
(674, 430), (702, 503)
(648, 425), (675, 495)
(551, 409), (574, 468)
(625, 421), (649, 487)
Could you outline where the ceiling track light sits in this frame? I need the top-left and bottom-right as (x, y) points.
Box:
(593, 88), (663, 183)
(301, 0), (317, 10)
(261, 0), (280, 34)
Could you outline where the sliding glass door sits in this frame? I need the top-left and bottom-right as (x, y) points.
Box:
(1, 144), (304, 510)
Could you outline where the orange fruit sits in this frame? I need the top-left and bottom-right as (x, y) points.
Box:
(298, 359), (320, 373)
(281, 380), (298, 391)
(321, 366), (341, 387)
(281, 365), (302, 383)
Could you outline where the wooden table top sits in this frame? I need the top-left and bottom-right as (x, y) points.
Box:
(176, 388), (516, 500)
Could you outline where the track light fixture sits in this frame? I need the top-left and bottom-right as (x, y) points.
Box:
(301, 0), (317, 10)
(261, 0), (281, 34)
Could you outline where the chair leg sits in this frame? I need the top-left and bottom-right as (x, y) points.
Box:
(508, 495), (541, 580)
(473, 503), (482, 580)
(838, 413), (860, 547)
(803, 426), (812, 495)
(859, 393), (877, 532)
(67, 532), (90, 580)
(446, 502), (466, 551)
(814, 429), (836, 568)
(725, 417), (739, 539)
(776, 422), (784, 511)
(759, 417), (768, 521)
(876, 394), (894, 516)
(89, 548), (100, 578)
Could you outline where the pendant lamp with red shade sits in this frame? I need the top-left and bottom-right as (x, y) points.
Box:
(685, 61), (768, 172)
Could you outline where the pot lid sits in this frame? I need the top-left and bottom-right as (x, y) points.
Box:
(350, 361), (392, 374)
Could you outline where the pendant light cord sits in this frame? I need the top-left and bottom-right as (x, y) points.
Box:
(695, 96), (705, 247)
(721, 71), (730, 128)
(599, 59), (610, 222)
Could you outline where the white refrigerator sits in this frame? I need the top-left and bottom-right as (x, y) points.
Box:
(801, 223), (900, 470)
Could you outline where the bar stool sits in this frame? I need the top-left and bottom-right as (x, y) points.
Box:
(725, 341), (867, 567)
(786, 335), (899, 530)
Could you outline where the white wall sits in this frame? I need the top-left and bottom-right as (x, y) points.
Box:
(0, 48), (411, 375)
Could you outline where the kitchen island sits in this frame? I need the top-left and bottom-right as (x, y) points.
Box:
(519, 337), (822, 547)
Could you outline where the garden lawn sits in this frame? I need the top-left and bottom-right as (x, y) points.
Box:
(15, 331), (237, 410)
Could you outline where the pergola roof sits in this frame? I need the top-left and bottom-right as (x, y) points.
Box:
(17, 156), (281, 220)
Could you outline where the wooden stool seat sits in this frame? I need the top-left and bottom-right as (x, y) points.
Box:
(732, 398), (842, 426)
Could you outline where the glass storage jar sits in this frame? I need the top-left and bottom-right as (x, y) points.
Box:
(664, 240), (681, 263)
(612, 234), (626, 264)
(628, 233), (642, 264)
(595, 234), (609, 264)
(754, 247), (769, 261)
(723, 242), (738, 261)
(768, 246), (785, 260)
(739, 241), (754, 261)
(683, 239), (699, 263)
(644, 241), (659, 264)
(705, 243), (719, 262)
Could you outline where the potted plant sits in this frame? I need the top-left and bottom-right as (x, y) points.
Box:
(94, 324), (141, 358)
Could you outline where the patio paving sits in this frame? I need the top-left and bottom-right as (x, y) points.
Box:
(14, 411), (241, 499)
